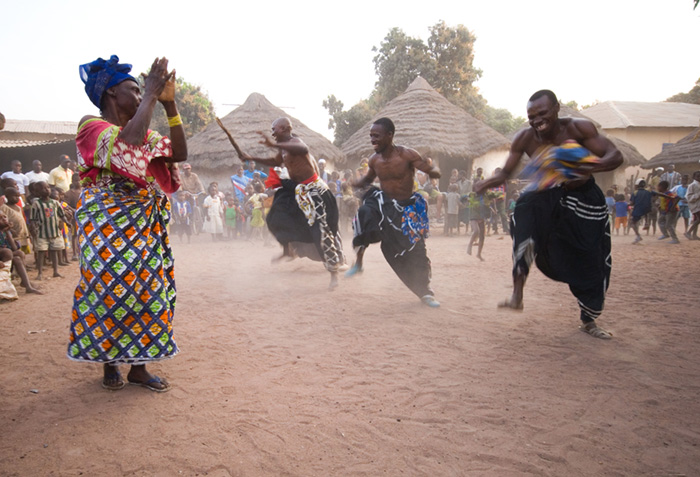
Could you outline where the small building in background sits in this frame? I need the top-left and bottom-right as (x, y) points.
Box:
(0, 119), (77, 174)
(581, 101), (700, 160)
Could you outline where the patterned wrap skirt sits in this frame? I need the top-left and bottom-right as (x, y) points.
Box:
(67, 184), (178, 364)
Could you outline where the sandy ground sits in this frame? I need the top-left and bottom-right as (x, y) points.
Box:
(1, 223), (700, 477)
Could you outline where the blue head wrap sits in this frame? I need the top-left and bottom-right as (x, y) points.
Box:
(79, 55), (137, 109)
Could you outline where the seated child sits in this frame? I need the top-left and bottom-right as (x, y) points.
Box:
(0, 210), (41, 295)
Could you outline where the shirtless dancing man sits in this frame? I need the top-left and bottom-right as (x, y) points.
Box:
(475, 90), (622, 339)
(241, 117), (343, 289)
(347, 117), (441, 307)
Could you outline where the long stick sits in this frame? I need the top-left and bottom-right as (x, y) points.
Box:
(215, 117), (244, 159)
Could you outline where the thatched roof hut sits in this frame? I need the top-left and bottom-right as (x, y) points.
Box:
(187, 93), (344, 174)
(340, 77), (510, 178)
(643, 129), (700, 172)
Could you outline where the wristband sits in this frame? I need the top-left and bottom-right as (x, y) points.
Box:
(168, 114), (183, 128)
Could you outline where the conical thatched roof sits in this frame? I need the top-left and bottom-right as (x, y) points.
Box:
(341, 77), (509, 163)
(643, 128), (700, 169)
(187, 93), (344, 170)
(509, 105), (645, 166)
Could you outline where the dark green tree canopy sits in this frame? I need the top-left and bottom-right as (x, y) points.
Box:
(322, 95), (375, 147)
(143, 76), (216, 138)
(666, 77), (700, 105)
(324, 21), (522, 145)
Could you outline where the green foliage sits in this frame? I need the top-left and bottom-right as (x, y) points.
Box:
(424, 21), (484, 115)
(143, 76), (216, 138)
(483, 106), (526, 136)
(372, 21), (485, 116)
(324, 21), (522, 144)
(372, 27), (433, 106)
(666, 77), (700, 105)
(322, 95), (376, 146)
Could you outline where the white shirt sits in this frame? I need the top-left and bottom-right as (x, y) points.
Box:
(687, 180), (700, 214)
(1, 171), (30, 194)
(25, 170), (51, 184)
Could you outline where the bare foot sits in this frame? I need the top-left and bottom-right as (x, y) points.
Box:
(35, 275), (42, 281)
(25, 286), (43, 295)
(53, 272), (64, 278)
(497, 298), (523, 311)
(329, 273), (339, 291)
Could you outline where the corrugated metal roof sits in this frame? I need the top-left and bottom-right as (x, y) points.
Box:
(2, 119), (78, 135)
(581, 101), (700, 129)
(0, 138), (75, 149)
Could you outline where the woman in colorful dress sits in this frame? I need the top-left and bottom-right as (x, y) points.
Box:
(68, 56), (186, 392)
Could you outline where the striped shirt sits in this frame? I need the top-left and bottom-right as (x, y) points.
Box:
(30, 198), (65, 239)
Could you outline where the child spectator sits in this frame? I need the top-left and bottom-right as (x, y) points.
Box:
(466, 192), (488, 261)
(445, 183), (461, 236)
(629, 179), (652, 244)
(223, 192), (238, 240)
(605, 189), (616, 219)
(64, 178), (82, 260)
(671, 174), (690, 234)
(203, 182), (225, 241)
(246, 182), (268, 242)
(0, 186), (32, 256)
(0, 177), (20, 207)
(30, 181), (66, 279)
(51, 187), (72, 266)
(172, 190), (193, 243)
(613, 193), (629, 235)
(653, 180), (681, 244)
(0, 210), (41, 295)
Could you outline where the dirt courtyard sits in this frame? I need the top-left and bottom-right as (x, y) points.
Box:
(1, 226), (699, 476)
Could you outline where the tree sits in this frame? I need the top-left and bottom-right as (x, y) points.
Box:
(483, 106), (526, 136)
(666, 77), (700, 105)
(424, 21), (484, 115)
(371, 27), (434, 107)
(142, 76), (216, 138)
(324, 22), (521, 144)
(372, 22), (485, 116)
(322, 95), (376, 146)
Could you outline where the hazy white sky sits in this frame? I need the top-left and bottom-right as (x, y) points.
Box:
(1, 0), (698, 140)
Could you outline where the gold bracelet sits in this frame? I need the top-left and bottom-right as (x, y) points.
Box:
(168, 114), (183, 128)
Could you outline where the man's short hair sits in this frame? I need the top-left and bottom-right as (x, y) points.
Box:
(529, 89), (558, 105)
(373, 117), (395, 135)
